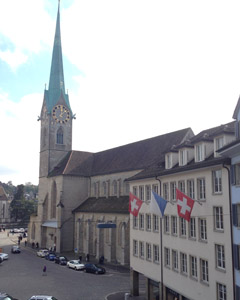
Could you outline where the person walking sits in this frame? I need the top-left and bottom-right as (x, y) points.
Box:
(42, 265), (47, 276)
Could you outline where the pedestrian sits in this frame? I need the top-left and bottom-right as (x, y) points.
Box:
(79, 255), (82, 262)
(24, 240), (27, 247)
(42, 265), (47, 276)
(32, 242), (35, 249)
(86, 253), (89, 262)
(36, 242), (39, 249)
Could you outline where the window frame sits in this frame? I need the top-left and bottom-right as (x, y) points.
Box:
(213, 206), (224, 231)
(190, 255), (198, 280)
(172, 249), (178, 271)
(200, 258), (209, 284)
(189, 217), (196, 240)
(171, 216), (178, 236)
(164, 247), (170, 268)
(216, 282), (227, 300)
(180, 252), (188, 275)
(213, 169), (222, 194)
(215, 244), (226, 271)
(199, 218), (207, 242)
(197, 178), (206, 201)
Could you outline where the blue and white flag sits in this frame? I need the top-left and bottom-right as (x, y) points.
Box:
(150, 191), (167, 217)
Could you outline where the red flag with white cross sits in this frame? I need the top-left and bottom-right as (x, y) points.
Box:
(176, 188), (195, 222)
(129, 192), (143, 217)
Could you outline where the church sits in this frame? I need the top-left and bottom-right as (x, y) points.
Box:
(28, 2), (193, 265)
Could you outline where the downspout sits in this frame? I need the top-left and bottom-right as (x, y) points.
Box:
(223, 164), (236, 300)
(155, 176), (164, 300)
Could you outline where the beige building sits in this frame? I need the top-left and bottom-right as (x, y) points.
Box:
(128, 122), (235, 300)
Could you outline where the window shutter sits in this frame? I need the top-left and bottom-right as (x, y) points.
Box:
(233, 204), (238, 227)
(233, 244), (240, 270)
(231, 165), (236, 185)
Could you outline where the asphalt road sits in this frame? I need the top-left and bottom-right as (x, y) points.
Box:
(0, 231), (131, 300)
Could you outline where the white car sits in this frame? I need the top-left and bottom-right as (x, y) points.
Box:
(67, 260), (85, 270)
(0, 253), (9, 260)
(28, 296), (57, 300)
(37, 249), (49, 257)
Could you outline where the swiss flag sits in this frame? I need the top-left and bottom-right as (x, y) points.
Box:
(176, 188), (195, 222)
(129, 192), (143, 217)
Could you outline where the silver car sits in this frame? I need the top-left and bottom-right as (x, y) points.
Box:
(28, 296), (57, 300)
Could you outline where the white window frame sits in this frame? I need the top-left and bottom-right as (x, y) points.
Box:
(199, 218), (207, 242)
(217, 282), (227, 300)
(164, 247), (170, 268)
(215, 244), (225, 270)
(133, 216), (138, 229)
(179, 149), (188, 166)
(197, 178), (206, 201)
(180, 252), (188, 275)
(170, 181), (176, 201)
(163, 183), (169, 201)
(145, 185), (151, 201)
(213, 169), (222, 194)
(164, 215), (170, 234)
(153, 215), (159, 232)
(153, 245), (159, 263)
(213, 206), (224, 231)
(152, 184), (158, 194)
(180, 218), (186, 237)
(172, 249), (178, 271)
(133, 186), (138, 196)
(133, 240), (138, 256)
(189, 217), (196, 239)
(200, 259), (209, 284)
(146, 214), (151, 231)
(190, 255), (198, 279)
(187, 179), (195, 199)
(171, 216), (177, 236)
(139, 241), (144, 259)
(178, 180), (185, 193)
(139, 214), (144, 230)
(146, 243), (152, 261)
(195, 143), (205, 162)
(139, 185), (144, 201)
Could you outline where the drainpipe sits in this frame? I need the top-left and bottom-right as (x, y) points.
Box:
(223, 164), (236, 300)
(155, 176), (164, 300)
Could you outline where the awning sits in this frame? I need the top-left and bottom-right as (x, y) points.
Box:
(42, 221), (58, 228)
(97, 223), (116, 229)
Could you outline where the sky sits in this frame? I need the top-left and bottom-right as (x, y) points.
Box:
(1, 0), (240, 186)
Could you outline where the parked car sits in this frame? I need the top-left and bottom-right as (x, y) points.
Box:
(0, 253), (9, 260)
(67, 260), (85, 271)
(54, 256), (68, 265)
(0, 292), (18, 300)
(84, 263), (106, 274)
(37, 249), (49, 258)
(28, 296), (57, 300)
(45, 253), (56, 261)
(11, 246), (21, 254)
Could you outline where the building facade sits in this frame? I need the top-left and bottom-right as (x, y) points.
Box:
(128, 122), (235, 300)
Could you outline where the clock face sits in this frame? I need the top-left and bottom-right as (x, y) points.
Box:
(52, 105), (70, 124)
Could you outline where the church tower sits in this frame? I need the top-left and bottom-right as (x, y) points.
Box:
(39, 1), (72, 178)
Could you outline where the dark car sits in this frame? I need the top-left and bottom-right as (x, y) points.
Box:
(11, 246), (21, 254)
(54, 256), (68, 265)
(45, 253), (56, 261)
(84, 263), (106, 274)
(0, 292), (18, 300)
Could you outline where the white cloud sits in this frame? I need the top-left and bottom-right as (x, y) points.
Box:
(0, 92), (41, 185)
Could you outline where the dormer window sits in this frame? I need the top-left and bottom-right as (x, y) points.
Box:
(214, 136), (224, 157)
(165, 154), (172, 169)
(179, 149), (188, 166)
(195, 143), (205, 162)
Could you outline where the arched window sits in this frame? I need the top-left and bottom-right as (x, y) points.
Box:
(112, 180), (117, 196)
(31, 222), (36, 240)
(103, 182), (107, 196)
(51, 181), (57, 218)
(56, 127), (63, 144)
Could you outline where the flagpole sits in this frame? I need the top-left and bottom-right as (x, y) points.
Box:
(155, 177), (164, 300)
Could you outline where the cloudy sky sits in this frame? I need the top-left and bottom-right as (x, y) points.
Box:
(1, 0), (240, 186)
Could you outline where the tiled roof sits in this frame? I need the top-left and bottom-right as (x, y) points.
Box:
(49, 127), (193, 177)
(73, 196), (129, 214)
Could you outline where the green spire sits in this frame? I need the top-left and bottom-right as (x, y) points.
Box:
(45, 1), (71, 113)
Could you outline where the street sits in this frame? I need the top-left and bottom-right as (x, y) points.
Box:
(0, 230), (131, 300)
